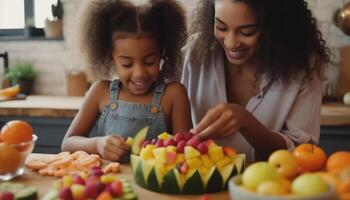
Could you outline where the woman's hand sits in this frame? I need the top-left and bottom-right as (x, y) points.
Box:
(190, 103), (248, 139)
(96, 135), (130, 161)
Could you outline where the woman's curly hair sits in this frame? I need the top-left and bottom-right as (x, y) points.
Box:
(189, 0), (331, 82)
(78, 0), (187, 80)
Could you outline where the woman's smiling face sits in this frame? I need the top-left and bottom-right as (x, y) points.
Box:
(214, 0), (261, 66)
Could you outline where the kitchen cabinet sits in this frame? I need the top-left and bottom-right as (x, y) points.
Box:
(319, 103), (350, 154)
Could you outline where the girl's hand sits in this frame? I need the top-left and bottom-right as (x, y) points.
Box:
(96, 135), (130, 161)
(190, 103), (248, 139)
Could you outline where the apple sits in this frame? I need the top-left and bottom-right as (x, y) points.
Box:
(268, 149), (299, 179)
(291, 173), (328, 196)
(256, 180), (288, 195)
(293, 143), (327, 172)
(344, 92), (350, 105)
(242, 162), (279, 190)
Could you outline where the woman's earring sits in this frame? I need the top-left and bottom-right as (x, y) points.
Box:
(160, 59), (165, 70)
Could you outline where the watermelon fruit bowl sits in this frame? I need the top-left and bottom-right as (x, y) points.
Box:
(129, 127), (245, 194)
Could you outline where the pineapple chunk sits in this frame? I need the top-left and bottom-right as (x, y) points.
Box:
(199, 166), (209, 178)
(164, 163), (176, 173)
(215, 156), (232, 169)
(176, 154), (185, 163)
(157, 132), (173, 140)
(184, 146), (200, 159)
(166, 145), (177, 153)
(201, 155), (214, 168)
(186, 157), (202, 169)
(153, 147), (167, 164)
(140, 144), (156, 160)
(208, 146), (224, 162)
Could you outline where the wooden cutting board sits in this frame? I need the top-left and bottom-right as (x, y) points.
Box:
(337, 46), (350, 98)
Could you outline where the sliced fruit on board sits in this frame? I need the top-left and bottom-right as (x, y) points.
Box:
(131, 126), (149, 155)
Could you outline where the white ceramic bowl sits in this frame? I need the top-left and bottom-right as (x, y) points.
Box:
(0, 134), (37, 181)
(228, 175), (337, 200)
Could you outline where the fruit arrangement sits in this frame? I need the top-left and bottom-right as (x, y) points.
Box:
(232, 143), (350, 199)
(0, 183), (37, 200)
(43, 166), (136, 200)
(129, 127), (245, 194)
(0, 120), (37, 181)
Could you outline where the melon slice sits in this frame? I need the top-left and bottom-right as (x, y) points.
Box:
(131, 126), (149, 155)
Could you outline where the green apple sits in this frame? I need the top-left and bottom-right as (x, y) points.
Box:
(242, 162), (279, 191)
(256, 180), (288, 195)
(268, 149), (299, 179)
(344, 92), (350, 105)
(291, 173), (328, 196)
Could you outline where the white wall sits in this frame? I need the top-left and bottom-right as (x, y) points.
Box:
(0, 0), (349, 95)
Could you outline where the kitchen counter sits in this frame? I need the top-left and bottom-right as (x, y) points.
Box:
(17, 153), (230, 200)
(0, 95), (349, 126)
(321, 102), (350, 126)
(0, 95), (83, 118)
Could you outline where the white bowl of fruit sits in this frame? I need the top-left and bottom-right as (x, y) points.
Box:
(228, 147), (338, 200)
(128, 127), (245, 194)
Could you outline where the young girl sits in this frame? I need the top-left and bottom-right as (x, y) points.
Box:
(61, 0), (192, 161)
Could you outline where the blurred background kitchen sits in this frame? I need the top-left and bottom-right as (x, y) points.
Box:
(0, 0), (349, 154)
(0, 0), (348, 97)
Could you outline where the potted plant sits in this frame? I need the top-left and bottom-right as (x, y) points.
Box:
(44, 0), (63, 38)
(4, 61), (38, 95)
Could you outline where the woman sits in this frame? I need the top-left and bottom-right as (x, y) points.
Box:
(181, 0), (330, 161)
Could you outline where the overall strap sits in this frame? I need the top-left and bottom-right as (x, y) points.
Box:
(151, 81), (166, 112)
(109, 79), (120, 110)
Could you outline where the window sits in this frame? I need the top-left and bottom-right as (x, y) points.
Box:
(0, 0), (57, 37)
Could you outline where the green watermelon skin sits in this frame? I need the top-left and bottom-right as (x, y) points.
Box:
(131, 152), (245, 194)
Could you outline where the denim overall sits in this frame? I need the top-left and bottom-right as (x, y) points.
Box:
(97, 79), (168, 140)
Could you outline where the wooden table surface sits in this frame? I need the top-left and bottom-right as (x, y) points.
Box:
(14, 154), (231, 200)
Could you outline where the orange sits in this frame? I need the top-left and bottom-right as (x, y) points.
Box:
(0, 144), (21, 174)
(0, 120), (33, 144)
(326, 151), (350, 175)
(293, 143), (327, 172)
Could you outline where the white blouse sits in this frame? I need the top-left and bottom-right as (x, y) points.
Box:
(181, 41), (323, 161)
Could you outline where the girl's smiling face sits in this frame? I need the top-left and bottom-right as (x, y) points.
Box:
(112, 36), (161, 95)
(214, 0), (261, 66)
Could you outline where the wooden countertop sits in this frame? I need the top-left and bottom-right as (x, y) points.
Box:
(321, 103), (350, 126)
(0, 95), (83, 118)
(15, 154), (230, 200)
(0, 95), (349, 126)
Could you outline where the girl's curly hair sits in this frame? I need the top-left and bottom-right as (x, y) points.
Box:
(78, 0), (187, 80)
(189, 0), (331, 82)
